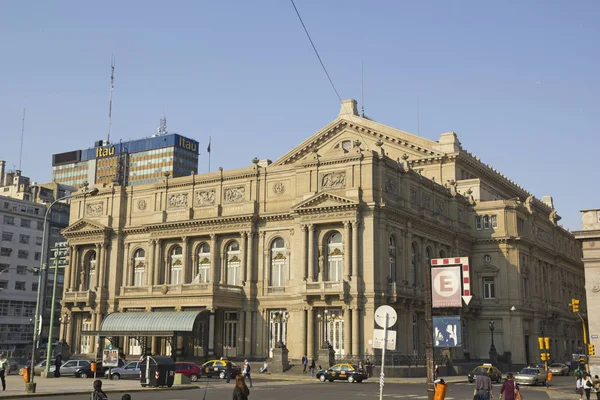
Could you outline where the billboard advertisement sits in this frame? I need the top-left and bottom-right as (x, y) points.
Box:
(431, 266), (462, 308)
(433, 316), (461, 347)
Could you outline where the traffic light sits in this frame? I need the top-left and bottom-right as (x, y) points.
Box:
(570, 298), (580, 313)
(589, 344), (595, 356)
(544, 337), (551, 350)
(540, 353), (550, 361)
(538, 337), (544, 350)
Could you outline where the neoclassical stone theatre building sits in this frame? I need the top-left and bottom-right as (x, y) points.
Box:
(60, 100), (584, 365)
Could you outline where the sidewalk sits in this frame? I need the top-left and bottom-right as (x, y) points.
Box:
(0, 375), (198, 399)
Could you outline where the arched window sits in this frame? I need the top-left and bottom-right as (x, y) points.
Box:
(85, 251), (97, 290)
(170, 246), (183, 284)
(226, 241), (241, 285)
(410, 243), (418, 286)
(196, 243), (211, 283)
(133, 248), (146, 287)
(327, 232), (344, 282)
(425, 247), (432, 267)
(439, 249), (446, 258)
(388, 236), (397, 282)
(270, 238), (287, 287)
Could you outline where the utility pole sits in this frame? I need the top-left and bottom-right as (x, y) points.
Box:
(424, 257), (434, 400)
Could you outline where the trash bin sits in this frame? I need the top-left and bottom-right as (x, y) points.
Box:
(434, 381), (448, 400)
(140, 356), (176, 388)
(23, 367), (30, 383)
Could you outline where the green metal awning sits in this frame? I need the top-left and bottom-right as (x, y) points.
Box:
(83, 310), (205, 337)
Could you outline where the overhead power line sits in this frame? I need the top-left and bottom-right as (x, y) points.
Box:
(290, 0), (342, 103)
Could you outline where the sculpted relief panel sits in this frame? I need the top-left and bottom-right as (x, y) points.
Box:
(168, 193), (188, 209)
(321, 171), (346, 189)
(224, 187), (245, 203)
(195, 189), (216, 206)
(86, 202), (103, 217)
(384, 177), (397, 194)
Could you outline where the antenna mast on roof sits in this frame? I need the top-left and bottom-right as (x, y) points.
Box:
(19, 108), (25, 171)
(159, 116), (167, 135)
(361, 62), (365, 118)
(107, 55), (115, 144)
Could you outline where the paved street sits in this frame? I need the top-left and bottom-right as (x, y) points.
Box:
(2, 377), (565, 400)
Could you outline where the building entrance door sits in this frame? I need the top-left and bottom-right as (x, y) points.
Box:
(323, 310), (344, 356)
(269, 310), (288, 358)
(223, 312), (238, 358)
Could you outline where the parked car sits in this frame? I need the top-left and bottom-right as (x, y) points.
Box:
(515, 367), (548, 386)
(33, 360), (55, 375)
(56, 359), (91, 376)
(316, 363), (368, 383)
(75, 359), (126, 378)
(175, 362), (202, 382)
(548, 363), (569, 376)
(200, 359), (241, 379)
(106, 361), (141, 380)
(467, 364), (503, 384)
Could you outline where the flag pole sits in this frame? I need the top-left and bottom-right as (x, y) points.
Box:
(207, 136), (211, 173)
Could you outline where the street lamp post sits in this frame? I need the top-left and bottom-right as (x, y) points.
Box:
(489, 319), (498, 364)
(59, 313), (71, 341)
(26, 187), (98, 393)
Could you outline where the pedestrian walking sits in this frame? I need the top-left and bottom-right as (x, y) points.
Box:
(302, 354), (308, 374)
(365, 359), (372, 377)
(499, 373), (519, 400)
(474, 371), (494, 400)
(226, 360), (233, 383)
(91, 379), (109, 400)
(54, 354), (62, 378)
(233, 374), (250, 400)
(309, 359), (316, 377)
(584, 373), (594, 400)
(592, 375), (600, 400)
(243, 359), (253, 387)
(0, 353), (8, 391)
(567, 360), (572, 375)
(577, 375), (586, 400)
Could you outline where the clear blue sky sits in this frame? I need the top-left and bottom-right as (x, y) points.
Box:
(1, 1), (598, 230)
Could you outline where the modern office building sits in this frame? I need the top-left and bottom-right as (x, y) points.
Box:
(52, 133), (199, 187)
(60, 100), (584, 367)
(0, 162), (74, 357)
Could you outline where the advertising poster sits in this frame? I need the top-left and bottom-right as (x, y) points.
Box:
(102, 348), (119, 367)
(431, 266), (462, 308)
(433, 316), (461, 347)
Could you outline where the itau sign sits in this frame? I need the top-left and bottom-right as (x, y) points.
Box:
(430, 257), (471, 308)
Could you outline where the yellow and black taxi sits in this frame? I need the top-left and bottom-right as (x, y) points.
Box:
(316, 363), (368, 383)
(467, 363), (503, 384)
(201, 359), (241, 379)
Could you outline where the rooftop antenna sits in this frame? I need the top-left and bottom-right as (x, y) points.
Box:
(19, 108), (25, 171)
(361, 61), (365, 118)
(159, 115), (167, 135)
(107, 55), (115, 144)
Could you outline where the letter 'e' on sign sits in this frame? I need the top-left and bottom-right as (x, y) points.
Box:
(431, 266), (462, 308)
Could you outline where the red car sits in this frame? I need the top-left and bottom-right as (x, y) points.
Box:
(175, 362), (202, 382)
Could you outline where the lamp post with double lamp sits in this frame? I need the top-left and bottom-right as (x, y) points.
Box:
(26, 187), (99, 393)
(489, 319), (498, 364)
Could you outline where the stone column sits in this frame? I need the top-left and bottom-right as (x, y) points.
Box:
(219, 248), (226, 285)
(247, 232), (254, 284)
(191, 248), (198, 282)
(352, 307), (360, 355)
(344, 307), (351, 355)
(147, 240), (156, 286)
(308, 224), (315, 282)
(211, 234), (218, 284)
(70, 245), (79, 291)
(90, 313), (97, 353)
(301, 309), (307, 357)
(208, 309), (215, 355)
(163, 251), (170, 285)
(122, 243), (131, 287)
(181, 236), (189, 283)
(300, 225), (307, 280)
(245, 310), (252, 357)
(240, 232), (247, 285)
(307, 308), (314, 360)
(93, 243), (101, 289)
(153, 239), (163, 285)
(65, 314), (73, 347)
(344, 221), (352, 280)
(64, 245), (73, 291)
(352, 221), (359, 279)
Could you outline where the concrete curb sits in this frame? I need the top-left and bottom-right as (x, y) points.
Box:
(0, 385), (199, 399)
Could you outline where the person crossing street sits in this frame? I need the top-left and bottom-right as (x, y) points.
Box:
(0, 353), (8, 391)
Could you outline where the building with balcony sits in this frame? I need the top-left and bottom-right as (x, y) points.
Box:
(60, 100), (583, 366)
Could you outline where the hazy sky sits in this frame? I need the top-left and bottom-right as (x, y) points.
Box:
(1, 1), (598, 230)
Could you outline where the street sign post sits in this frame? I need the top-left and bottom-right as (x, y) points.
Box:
(375, 306), (397, 400)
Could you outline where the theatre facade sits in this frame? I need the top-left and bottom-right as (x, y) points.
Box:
(60, 100), (584, 365)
